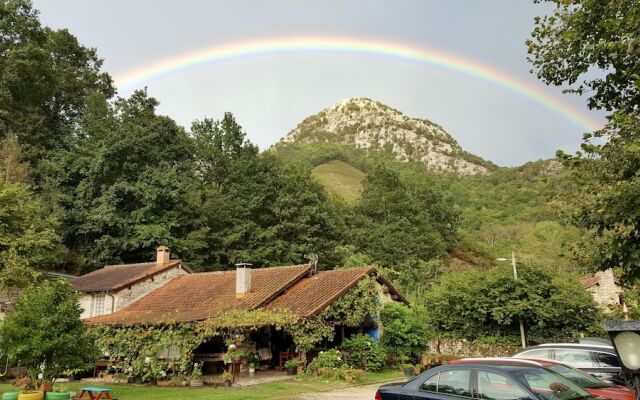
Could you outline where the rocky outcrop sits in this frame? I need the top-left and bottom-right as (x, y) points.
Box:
(279, 98), (492, 175)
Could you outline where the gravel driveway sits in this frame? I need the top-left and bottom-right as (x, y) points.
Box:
(297, 382), (391, 400)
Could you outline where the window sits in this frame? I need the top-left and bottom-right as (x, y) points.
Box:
(553, 349), (597, 368)
(420, 373), (438, 392)
(515, 349), (552, 360)
(477, 371), (531, 400)
(93, 293), (105, 316)
(512, 367), (590, 400)
(437, 369), (473, 397)
(594, 352), (620, 368)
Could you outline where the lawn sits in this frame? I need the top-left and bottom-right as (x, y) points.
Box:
(311, 160), (365, 202)
(0, 370), (403, 400)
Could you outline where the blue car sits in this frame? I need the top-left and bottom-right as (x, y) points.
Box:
(375, 361), (600, 400)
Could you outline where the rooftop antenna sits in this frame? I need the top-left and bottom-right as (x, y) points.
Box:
(305, 253), (319, 272)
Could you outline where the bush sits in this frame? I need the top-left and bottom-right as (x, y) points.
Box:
(306, 349), (344, 373)
(380, 302), (428, 363)
(342, 334), (386, 372)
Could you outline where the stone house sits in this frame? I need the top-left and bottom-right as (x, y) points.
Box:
(85, 263), (406, 371)
(580, 268), (622, 311)
(72, 246), (193, 319)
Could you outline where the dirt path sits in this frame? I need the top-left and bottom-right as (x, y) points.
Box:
(296, 382), (387, 400)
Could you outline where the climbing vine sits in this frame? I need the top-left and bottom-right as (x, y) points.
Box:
(90, 277), (380, 375)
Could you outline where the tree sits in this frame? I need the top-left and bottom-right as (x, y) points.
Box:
(529, 1), (640, 280)
(59, 90), (195, 272)
(0, 279), (99, 388)
(0, 178), (61, 288)
(0, 0), (114, 176)
(379, 302), (429, 362)
(528, 0), (640, 113)
(425, 263), (601, 342)
(350, 164), (456, 276)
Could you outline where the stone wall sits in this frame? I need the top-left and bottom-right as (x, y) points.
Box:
(427, 338), (520, 358)
(80, 264), (188, 319)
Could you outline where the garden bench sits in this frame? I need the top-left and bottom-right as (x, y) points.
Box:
(78, 387), (113, 400)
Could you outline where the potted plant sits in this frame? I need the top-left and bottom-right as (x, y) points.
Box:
(402, 363), (415, 377)
(221, 371), (233, 388)
(421, 353), (430, 367)
(44, 385), (71, 400)
(189, 363), (204, 387)
(414, 363), (424, 375)
(284, 359), (301, 376)
(247, 352), (259, 376)
(223, 349), (246, 364)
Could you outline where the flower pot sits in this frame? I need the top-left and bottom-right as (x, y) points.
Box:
(18, 392), (44, 400)
(286, 366), (297, 376)
(2, 393), (19, 400)
(421, 355), (430, 366)
(156, 379), (170, 387)
(134, 376), (143, 384)
(44, 393), (70, 400)
(149, 378), (157, 385)
(189, 379), (204, 387)
(414, 366), (422, 375)
(403, 368), (414, 377)
(224, 379), (232, 388)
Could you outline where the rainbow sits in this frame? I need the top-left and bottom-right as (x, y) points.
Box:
(114, 36), (601, 132)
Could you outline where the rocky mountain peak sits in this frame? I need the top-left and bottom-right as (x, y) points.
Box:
(279, 98), (491, 175)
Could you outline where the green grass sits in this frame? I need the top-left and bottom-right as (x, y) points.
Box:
(0, 370), (403, 400)
(311, 160), (365, 202)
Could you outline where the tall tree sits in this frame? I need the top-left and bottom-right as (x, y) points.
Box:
(60, 90), (195, 272)
(530, 0), (640, 280)
(0, 0), (114, 181)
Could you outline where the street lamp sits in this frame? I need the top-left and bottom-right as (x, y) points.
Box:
(601, 320), (640, 400)
(496, 251), (526, 349)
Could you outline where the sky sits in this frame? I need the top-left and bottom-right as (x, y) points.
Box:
(32, 0), (606, 166)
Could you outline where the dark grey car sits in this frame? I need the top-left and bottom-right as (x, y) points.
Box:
(376, 363), (599, 400)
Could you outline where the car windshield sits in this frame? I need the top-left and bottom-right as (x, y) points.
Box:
(511, 367), (594, 400)
(545, 365), (608, 389)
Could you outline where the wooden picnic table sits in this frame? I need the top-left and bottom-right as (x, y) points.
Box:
(78, 387), (112, 400)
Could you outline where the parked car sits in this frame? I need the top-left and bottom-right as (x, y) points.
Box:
(375, 359), (600, 400)
(512, 343), (628, 386)
(449, 358), (635, 400)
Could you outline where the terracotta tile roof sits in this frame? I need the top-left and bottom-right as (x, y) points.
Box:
(86, 264), (312, 325)
(265, 267), (376, 317)
(72, 260), (191, 292)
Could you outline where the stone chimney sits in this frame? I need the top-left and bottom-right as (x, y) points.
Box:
(156, 245), (171, 264)
(235, 263), (252, 297)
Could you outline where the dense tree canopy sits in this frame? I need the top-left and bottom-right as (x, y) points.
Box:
(530, 0), (640, 280)
(425, 263), (601, 342)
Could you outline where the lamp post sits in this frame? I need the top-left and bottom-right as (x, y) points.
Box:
(496, 251), (526, 349)
(601, 320), (640, 400)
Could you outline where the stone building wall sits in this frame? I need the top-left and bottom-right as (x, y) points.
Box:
(79, 265), (188, 319)
(0, 288), (21, 321)
(585, 269), (622, 311)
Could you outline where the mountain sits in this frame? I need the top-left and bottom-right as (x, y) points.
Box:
(278, 98), (494, 175)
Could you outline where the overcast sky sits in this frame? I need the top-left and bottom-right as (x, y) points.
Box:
(32, 0), (605, 166)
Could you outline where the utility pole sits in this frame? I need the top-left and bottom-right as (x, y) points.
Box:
(512, 251), (527, 349)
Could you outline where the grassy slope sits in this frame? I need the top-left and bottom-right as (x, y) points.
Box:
(0, 371), (403, 400)
(311, 160), (365, 203)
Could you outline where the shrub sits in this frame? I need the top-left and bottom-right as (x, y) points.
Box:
(306, 349), (344, 373)
(380, 302), (428, 362)
(342, 334), (386, 371)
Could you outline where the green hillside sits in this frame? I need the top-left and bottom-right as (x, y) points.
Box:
(311, 160), (365, 202)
